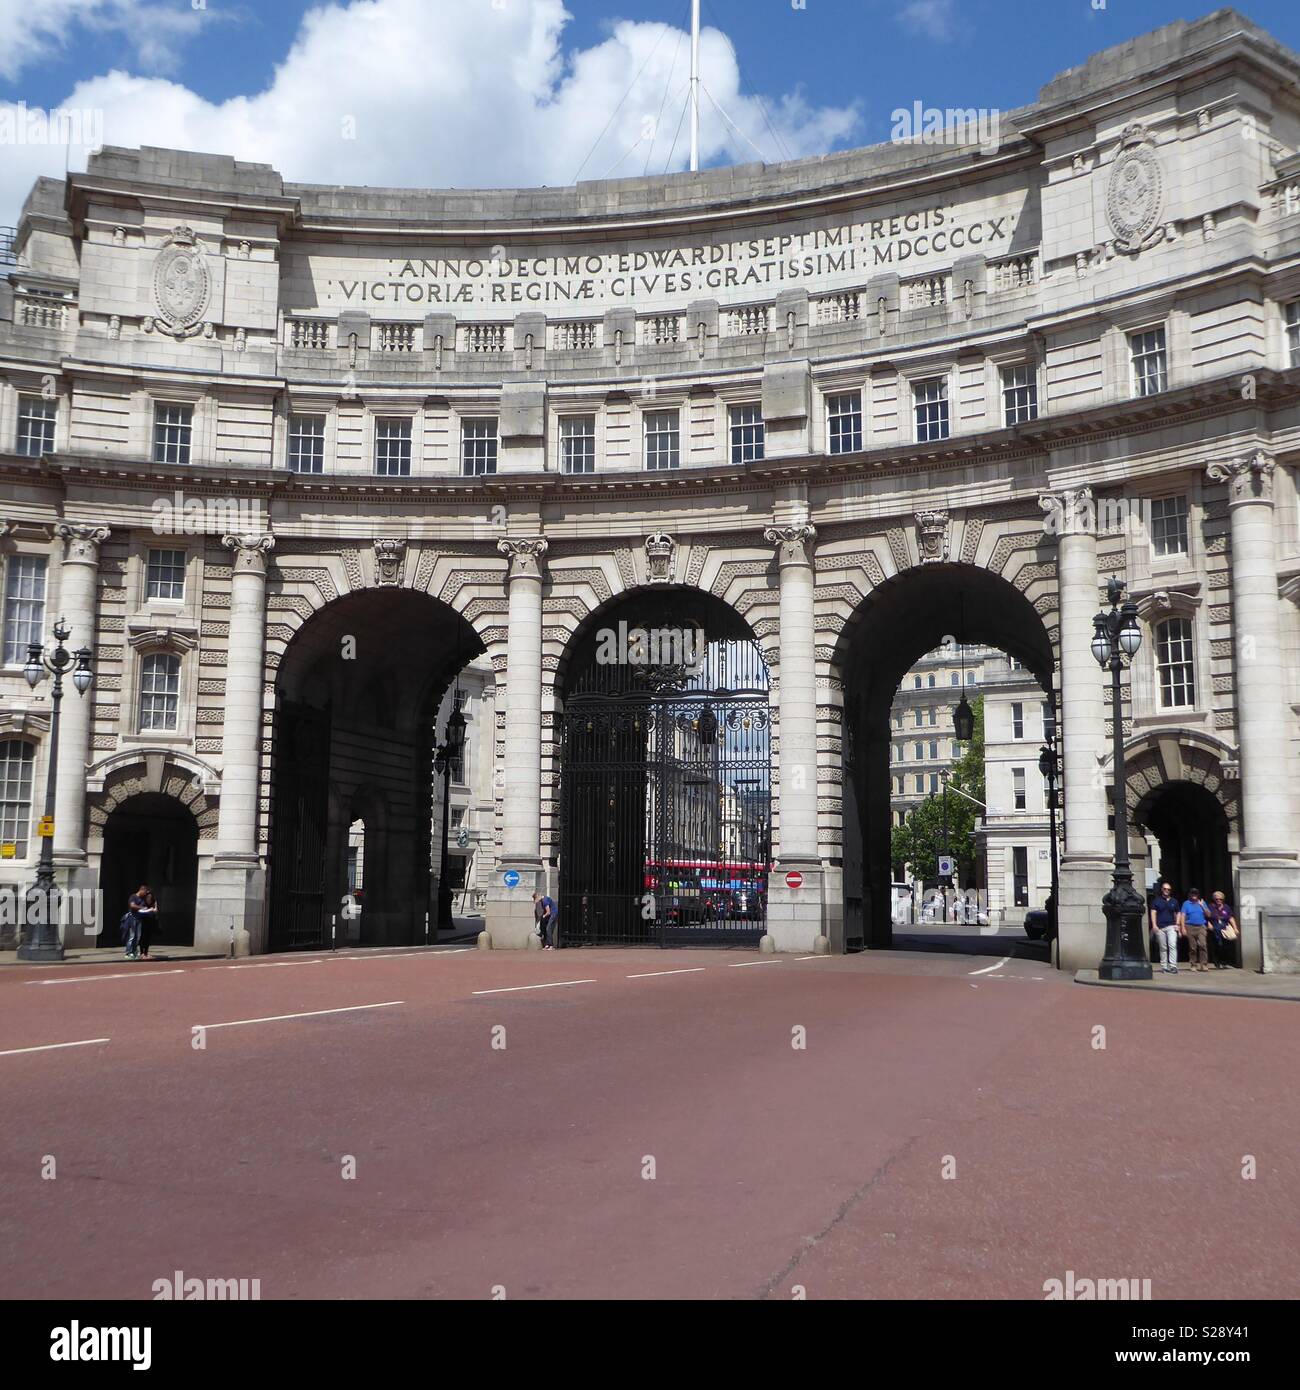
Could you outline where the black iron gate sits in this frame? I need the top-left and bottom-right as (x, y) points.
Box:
(559, 609), (770, 947)
(268, 699), (331, 951)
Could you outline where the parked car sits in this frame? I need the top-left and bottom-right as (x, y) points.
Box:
(1023, 909), (1050, 940)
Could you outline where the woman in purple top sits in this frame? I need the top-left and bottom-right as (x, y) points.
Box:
(1206, 891), (1237, 970)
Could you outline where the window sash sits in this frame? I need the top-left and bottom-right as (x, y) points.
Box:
(1156, 619), (1196, 708)
(288, 415), (326, 474)
(644, 410), (680, 471)
(153, 404), (193, 465)
(560, 416), (596, 474)
(139, 654), (181, 731)
(0, 740), (35, 857)
(374, 417), (413, 477)
(3, 555), (47, 665)
(1150, 495), (1189, 557)
(1130, 329), (1167, 396)
(146, 549), (186, 601)
(1287, 302), (1300, 368)
(16, 396), (56, 457)
(913, 378), (950, 442)
(729, 404), (765, 464)
(461, 418), (498, 477)
(827, 392), (863, 454)
(1001, 364), (1038, 425)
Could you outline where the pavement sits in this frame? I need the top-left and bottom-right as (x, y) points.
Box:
(1076, 966), (1300, 1001)
(1, 937), (1296, 1301)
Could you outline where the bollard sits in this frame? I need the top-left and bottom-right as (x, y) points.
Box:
(331, 914), (336, 952)
(228, 917), (235, 960)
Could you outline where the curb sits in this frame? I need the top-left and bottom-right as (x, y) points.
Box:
(1073, 968), (1299, 1003)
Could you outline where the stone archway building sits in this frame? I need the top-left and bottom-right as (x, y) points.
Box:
(2, 13), (1300, 969)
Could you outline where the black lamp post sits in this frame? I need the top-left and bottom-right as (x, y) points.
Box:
(434, 701), (467, 934)
(1038, 737), (1060, 949)
(20, 619), (94, 961)
(1091, 576), (1151, 980)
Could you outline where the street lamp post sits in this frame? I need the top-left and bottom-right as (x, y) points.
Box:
(1038, 738), (1061, 952)
(1091, 576), (1152, 980)
(433, 701), (467, 934)
(940, 767), (951, 921)
(20, 619), (94, 962)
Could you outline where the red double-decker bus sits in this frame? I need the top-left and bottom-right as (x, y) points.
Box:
(644, 858), (769, 923)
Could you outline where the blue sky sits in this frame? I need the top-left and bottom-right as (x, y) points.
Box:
(1, 1), (1298, 224)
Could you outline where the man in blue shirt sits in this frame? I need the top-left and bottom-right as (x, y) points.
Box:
(532, 891), (558, 950)
(1149, 880), (1181, 973)
(1181, 888), (1210, 972)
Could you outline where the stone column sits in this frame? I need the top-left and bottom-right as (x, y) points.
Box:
(1206, 453), (1299, 970)
(52, 524), (109, 866)
(1039, 487), (1112, 971)
(485, 537), (547, 949)
(197, 531), (273, 956)
(763, 522), (826, 953)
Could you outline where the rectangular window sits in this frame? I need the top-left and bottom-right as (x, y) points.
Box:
(461, 417), (498, 477)
(915, 742), (924, 760)
(915, 775), (925, 794)
(138, 652), (181, 732)
(928, 709), (937, 726)
(560, 415), (596, 474)
(146, 549), (185, 602)
(0, 739), (35, 858)
(1001, 362), (1038, 426)
(1011, 702), (1024, 739)
(1149, 495), (1189, 558)
(928, 740), (938, 759)
(951, 741), (960, 759)
(1013, 767), (1027, 811)
(729, 403), (765, 463)
(16, 395), (56, 457)
(1156, 618), (1196, 708)
(1042, 700), (1055, 743)
(1013, 847), (1029, 907)
(1130, 327), (1167, 397)
(152, 403), (193, 465)
(1287, 301), (1300, 368)
(2, 555), (47, 666)
(644, 409), (680, 471)
(929, 774), (939, 794)
(288, 414), (326, 474)
(374, 417), (413, 477)
(966, 671), (976, 685)
(950, 672), (959, 686)
(913, 377), (950, 442)
(827, 391), (863, 454)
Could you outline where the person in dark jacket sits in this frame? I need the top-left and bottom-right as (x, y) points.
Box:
(1149, 880), (1180, 974)
(1206, 891), (1238, 970)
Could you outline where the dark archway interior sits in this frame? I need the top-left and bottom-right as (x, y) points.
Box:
(100, 792), (198, 949)
(1136, 780), (1231, 902)
(839, 564), (1055, 950)
(269, 589), (483, 949)
(558, 588), (771, 946)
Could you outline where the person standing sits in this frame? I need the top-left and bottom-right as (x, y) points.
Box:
(121, 885), (148, 961)
(1207, 891), (1238, 970)
(1149, 880), (1181, 974)
(136, 886), (159, 960)
(532, 890), (558, 950)
(1181, 887), (1210, 972)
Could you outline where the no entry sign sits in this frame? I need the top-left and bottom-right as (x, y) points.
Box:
(785, 871), (804, 890)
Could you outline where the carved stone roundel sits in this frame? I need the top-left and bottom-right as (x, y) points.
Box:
(1106, 135), (1163, 248)
(153, 227), (209, 332)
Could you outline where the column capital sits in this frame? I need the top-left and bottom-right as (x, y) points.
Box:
(1037, 486), (1095, 538)
(497, 536), (548, 580)
(1206, 451), (1275, 506)
(55, 522), (111, 564)
(764, 523), (816, 566)
(223, 532), (276, 575)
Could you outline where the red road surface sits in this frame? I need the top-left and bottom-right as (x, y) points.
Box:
(0, 946), (1295, 1300)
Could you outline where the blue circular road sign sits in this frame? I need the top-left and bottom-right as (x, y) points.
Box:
(502, 869), (521, 890)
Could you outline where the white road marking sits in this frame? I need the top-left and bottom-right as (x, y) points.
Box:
(472, 979), (595, 995)
(626, 967), (706, 979)
(729, 959), (781, 968)
(795, 955), (830, 961)
(221, 960), (324, 970)
(969, 957), (1012, 975)
(196, 1001), (404, 1031)
(27, 969), (186, 985)
(0, 1037), (110, 1057)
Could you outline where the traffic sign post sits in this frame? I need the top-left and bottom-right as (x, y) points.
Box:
(937, 855), (955, 880)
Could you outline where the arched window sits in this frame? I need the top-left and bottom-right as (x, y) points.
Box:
(1155, 618), (1196, 708)
(0, 740), (35, 857)
(139, 653), (181, 731)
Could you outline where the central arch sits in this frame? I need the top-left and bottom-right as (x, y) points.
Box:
(268, 588), (483, 950)
(836, 563), (1056, 950)
(556, 588), (771, 947)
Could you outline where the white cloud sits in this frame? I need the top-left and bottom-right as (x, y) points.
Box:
(0, 0), (861, 227)
(0, 0), (212, 81)
(897, 0), (957, 42)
